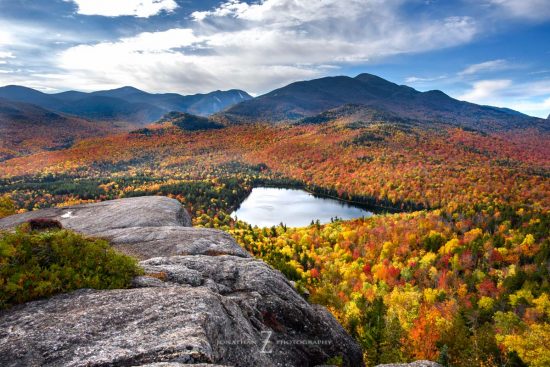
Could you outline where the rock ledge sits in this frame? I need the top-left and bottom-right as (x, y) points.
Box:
(0, 196), (363, 367)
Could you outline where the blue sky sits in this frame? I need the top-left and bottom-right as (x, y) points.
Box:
(0, 0), (549, 117)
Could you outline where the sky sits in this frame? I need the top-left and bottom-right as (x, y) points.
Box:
(0, 0), (549, 118)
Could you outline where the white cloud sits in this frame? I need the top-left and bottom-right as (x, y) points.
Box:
(505, 97), (550, 117)
(192, 0), (369, 23)
(405, 75), (447, 83)
(64, 28), (200, 56)
(0, 51), (15, 59)
(458, 59), (512, 76)
(57, 29), (322, 93)
(51, 0), (478, 94)
(66, 0), (178, 18)
(0, 30), (12, 46)
(0, 51), (15, 66)
(459, 79), (512, 101)
(488, 0), (550, 20)
(457, 79), (550, 118)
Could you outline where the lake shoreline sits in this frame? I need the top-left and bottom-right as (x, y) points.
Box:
(231, 187), (374, 227)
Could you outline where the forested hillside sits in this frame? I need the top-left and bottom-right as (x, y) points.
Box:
(0, 98), (121, 161)
(0, 118), (548, 367)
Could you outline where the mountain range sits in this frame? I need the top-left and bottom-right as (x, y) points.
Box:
(0, 85), (252, 124)
(218, 73), (546, 131)
(0, 72), (547, 146)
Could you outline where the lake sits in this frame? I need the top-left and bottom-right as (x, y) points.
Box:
(231, 187), (373, 227)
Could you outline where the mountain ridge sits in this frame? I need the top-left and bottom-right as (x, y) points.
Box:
(218, 73), (547, 131)
(0, 85), (252, 124)
(1, 74), (547, 131)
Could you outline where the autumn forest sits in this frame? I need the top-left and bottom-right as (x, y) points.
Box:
(1, 113), (549, 366)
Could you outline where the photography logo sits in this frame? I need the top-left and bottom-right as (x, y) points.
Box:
(260, 331), (274, 353)
(218, 332), (332, 355)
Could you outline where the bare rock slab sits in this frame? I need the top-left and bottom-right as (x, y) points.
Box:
(104, 226), (251, 260)
(0, 196), (246, 259)
(0, 196), (192, 234)
(0, 196), (364, 366)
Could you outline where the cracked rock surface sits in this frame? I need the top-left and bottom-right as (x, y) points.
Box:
(0, 196), (364, 367)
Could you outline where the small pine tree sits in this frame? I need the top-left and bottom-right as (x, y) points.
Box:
(438, 344), (450, 367)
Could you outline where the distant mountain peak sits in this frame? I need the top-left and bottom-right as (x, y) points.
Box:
(354, 73), (391, 82)
(107, 86), (146, 94)
(116, 86), (142, 91)
(2, 84), (36, 91)
(91, 86), (149, 99)
(221, 72), (545, 131)
(0, 85), (51, 95)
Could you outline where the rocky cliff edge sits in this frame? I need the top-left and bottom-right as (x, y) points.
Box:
(0, 196), (364, 367)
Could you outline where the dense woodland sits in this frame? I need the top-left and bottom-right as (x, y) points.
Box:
(0, 119), (548, 366)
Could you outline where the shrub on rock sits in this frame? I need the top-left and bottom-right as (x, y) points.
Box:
(0, 227), (142, 309)
(0, 196), (16, 219)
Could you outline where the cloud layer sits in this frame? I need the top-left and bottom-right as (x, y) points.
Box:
(53, 0), (479, 94)
(66, 0), (178, 18)
(458, 59), (513, 76)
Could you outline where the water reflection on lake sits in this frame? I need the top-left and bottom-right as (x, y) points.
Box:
(231, 187), (373, 227)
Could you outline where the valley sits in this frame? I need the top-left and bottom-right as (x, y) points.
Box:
(1, 100), (548, 366)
